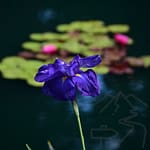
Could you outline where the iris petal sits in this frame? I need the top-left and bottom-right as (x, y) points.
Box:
(63, 78), (76, 100)
(72, 69), (100, 96)
(71, 55), (101, 68)
(34, 58), (67, 82)
(42, 78), (65, 100)
(42, 77), (76, 101)
(68, 61), (80, 76)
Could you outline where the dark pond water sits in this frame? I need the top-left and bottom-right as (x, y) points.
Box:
(1, 0), (150, 150)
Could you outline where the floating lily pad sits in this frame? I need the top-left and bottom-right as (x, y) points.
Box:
(0, 56), (45, 86)
(89, 36), (115, 48)
(22, 42), (41, 52)
(57, 20), (105, 33)
(80, 65), (109, 74)
(26, 78), (43, 87)
(88, 27), (108, 34)
(108, 24), (129, 33)
(141, 56), (150, 68)
(30, 32), (62, 41)
(126, 57), (144, 67)
(61, 40), (87, 54)
(0, 57), (28, 79)
(93, 65), (109, 74)
(30, 33), (45, 41)
(128, 38), (134, 45)
(56, 24), (71, 32)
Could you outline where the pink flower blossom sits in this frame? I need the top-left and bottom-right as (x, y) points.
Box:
(42, 44), (57, 54)
(114, 34), (129, 45)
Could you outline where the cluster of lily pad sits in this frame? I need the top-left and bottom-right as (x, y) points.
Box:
(0, 20), (149, 87)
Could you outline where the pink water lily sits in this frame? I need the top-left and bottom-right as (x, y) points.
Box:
(42, 44), (57, 54)
(114, 34), (129, 45)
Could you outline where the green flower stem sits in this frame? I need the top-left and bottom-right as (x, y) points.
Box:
(72, 100), (86, 150)
(48, 140), (55, 150)
(25, 144), (32, 150)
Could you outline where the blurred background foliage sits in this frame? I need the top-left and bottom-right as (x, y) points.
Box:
(0, 20), (149, 86)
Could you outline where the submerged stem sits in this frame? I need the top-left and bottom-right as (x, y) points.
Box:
(72, 100), (86, 150)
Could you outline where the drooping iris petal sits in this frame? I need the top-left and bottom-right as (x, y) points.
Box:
(34, 58), (67, 82)
(72, 69), (100, 96)
(63, 78), (76, 100)
(42, 78), (65, 99)
(71, 55), (101, 68)
(34, 64), (55, 82)
(42, 77), (76, 100)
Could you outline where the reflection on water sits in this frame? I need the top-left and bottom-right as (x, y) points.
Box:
(98, 75), (114, 95)
(78, 96), (96, 112)
(37, 8), (56, 24)
(129, 80), (144, 92)
(105, 136), (120, 150)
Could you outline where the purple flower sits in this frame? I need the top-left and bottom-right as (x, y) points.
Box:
(34, 55), (101, 101)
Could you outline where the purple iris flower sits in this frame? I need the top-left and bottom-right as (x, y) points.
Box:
(34, 55), (101, 101)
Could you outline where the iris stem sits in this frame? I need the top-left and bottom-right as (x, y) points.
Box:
(72, 100), (86, 150)
(48, 140), (55, 150)
(25, 144), (32, 150)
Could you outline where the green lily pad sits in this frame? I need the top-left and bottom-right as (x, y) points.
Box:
(78, 33), (95, 44)
(88, 27), (108, 34)
(26, 78), (43, 87)
(89, 36), (115, 48)
(57, 20), (105, 33)
(22, 42), (41, 52)
(0, 57), (27, 79)
(0, 56), (45, 86)
(71, 21), (105, 32)
(80, 65), (109, 74)
(0, 56), (26, 68)
(30, 32), (65, 41)
(141, 56), (150, 68)
(93, 65), (109, 74)
(61, 40), (87, 54)
(30, 33), (45, 41)
(108, 24), (129, 33)
(56, 24), (71, 32)
(128, 38), (134, 45)
(81, 49), (99, 56)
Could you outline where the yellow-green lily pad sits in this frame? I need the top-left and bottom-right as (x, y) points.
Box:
(141, 56), (150, 68)
(108, 24), (129, 33)
(22, 42), (41, 52)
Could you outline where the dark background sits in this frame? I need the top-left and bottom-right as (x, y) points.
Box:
(1, 0), (150, 150)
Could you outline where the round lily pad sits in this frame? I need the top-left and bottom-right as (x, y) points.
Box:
(80, 65), (109, 74)
(22, 42), (41, 52)
(0, 56), (46, 86)
(141, 56), (150, 68)
(108, 24), (129, 33)
(89, 36), (115, 48)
